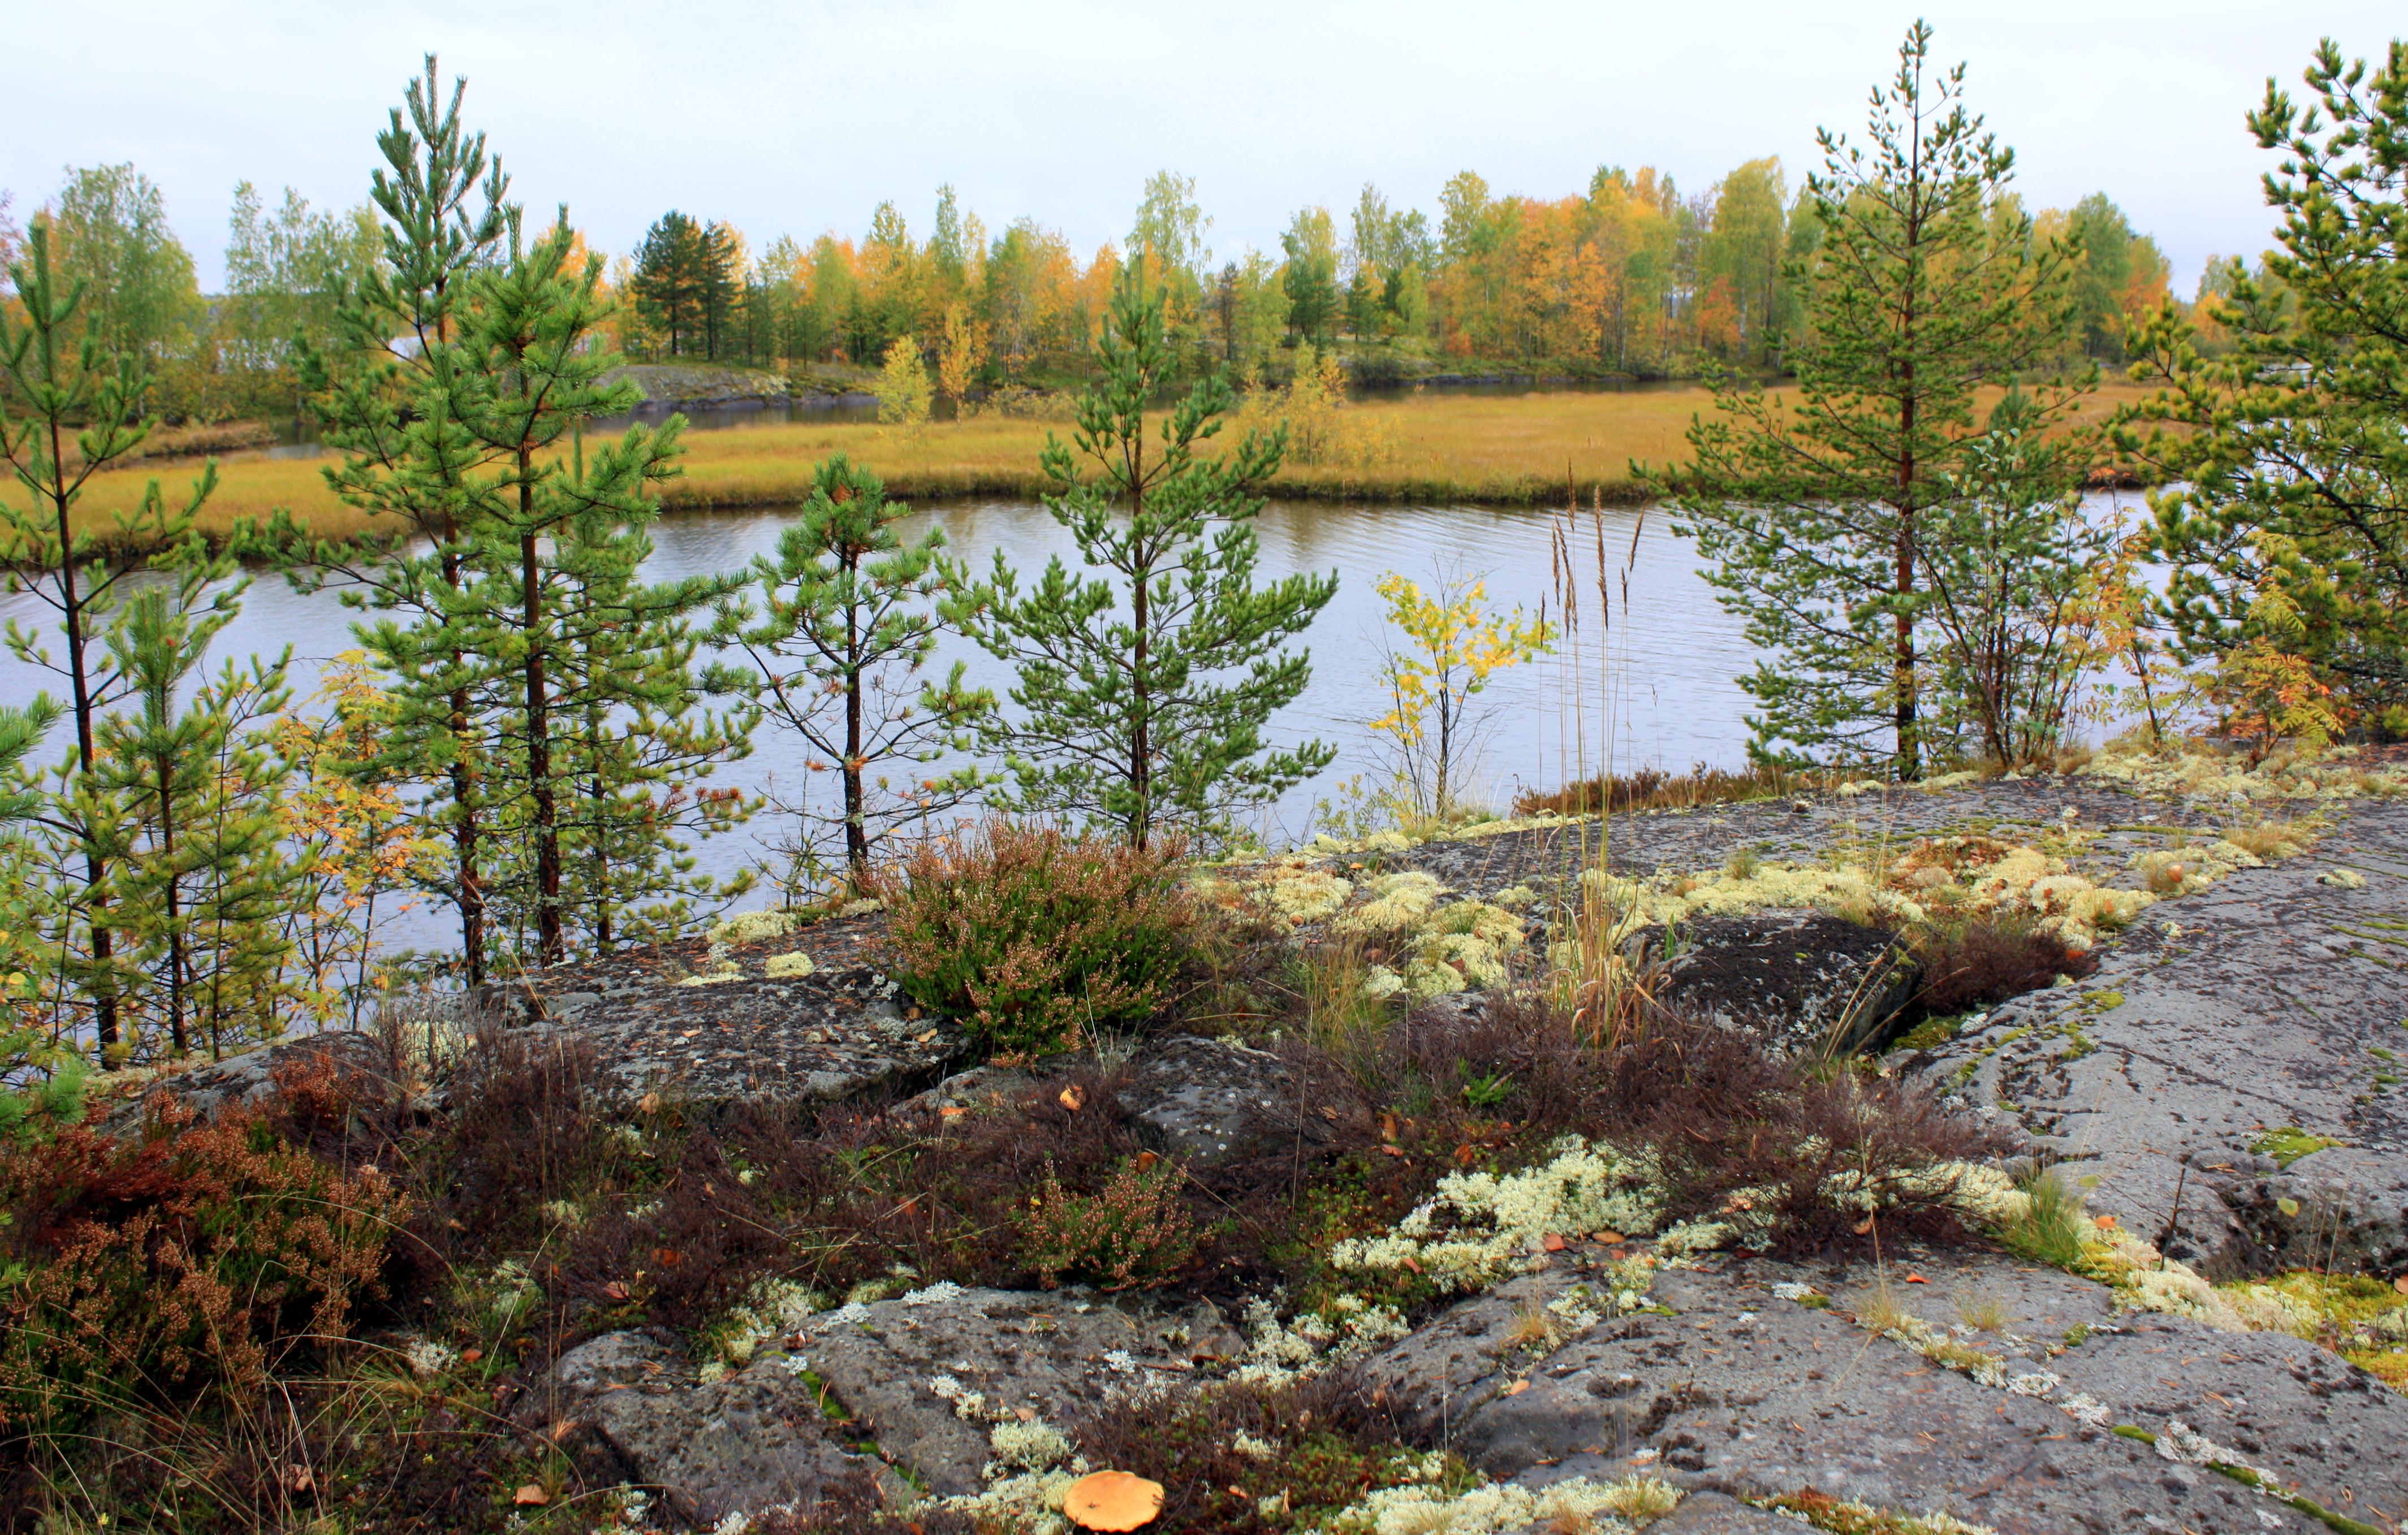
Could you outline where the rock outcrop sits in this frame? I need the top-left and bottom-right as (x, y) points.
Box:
(1632, 909), (1917, 1057)
(1904, 802), (2408, 1278)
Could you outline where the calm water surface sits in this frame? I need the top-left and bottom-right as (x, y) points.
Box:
(0, 490), (2138, 950)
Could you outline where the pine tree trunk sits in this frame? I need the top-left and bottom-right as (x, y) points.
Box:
(444, 541), (486, 988)
(52, 422), (121, 1062)
(843, 597), (869, 881)
(523, 506), (563, 966)
(1128, 434), (1152, 851)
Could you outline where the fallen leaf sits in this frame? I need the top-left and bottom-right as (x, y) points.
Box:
(1400, 1256), (1422, 1275)
(1062, 1469), (1165, 1531)
(1502, 1380), (1530, 1396)
(940, 1105), (968, 1119)
(1542, 1234), (1567, 1253)
(461, 1348), (483, 1364)
(916, 1029), (938, 1044)
(1379, 1144), (1406, 1158)
(1227, 1486), (1247, 1499)
(1013, 1405), (1037, 1422)
(513, 1485), (549, 1507)
(1059, 1085), (1085, 1112)
(1904, 1273), (1928, 1284)
(653, 1247), (684, 1268)
(602, 1281), (631, 1302)
(2094, 1214), (2120, 1231)
(1319, 1106), (1341, 1122)
(680, 1028), (701, 1039)
(1593, 1230), (1625, 1245)
(637, 1091), (661, 1114)
(1134, 1151), (1159, 1173)
(288, 1465), (314, 1494)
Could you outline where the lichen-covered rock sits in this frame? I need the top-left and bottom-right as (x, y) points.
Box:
(1113, 1035), (1331, 1167)
(537, 1330), (875, 1525)
(796, 1285), (1242, 1494)
(1909, 797), (2408, 1277)
(1632, 910), (1917, 1057)
(1366, 1253), (2408, 1534)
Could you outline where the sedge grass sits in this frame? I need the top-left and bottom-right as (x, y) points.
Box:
(53, 379), (2158, 547)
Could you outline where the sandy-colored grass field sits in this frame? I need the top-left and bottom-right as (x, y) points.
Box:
(59, 379), (2157, 545)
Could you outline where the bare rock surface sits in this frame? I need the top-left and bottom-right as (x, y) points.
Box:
(1359, 1248), (2408, 1533)
(1113, 1034), (1336, 1167)
(1633, 910), (1917, 1057)
(1904, 798), (2408, 1277)
(492, 913), (970, 1106)
(796, 1285), (1243, 1495)
(540, 1330), (879, 1525)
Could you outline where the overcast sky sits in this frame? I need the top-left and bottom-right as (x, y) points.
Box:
(6, 1), (2396, 296)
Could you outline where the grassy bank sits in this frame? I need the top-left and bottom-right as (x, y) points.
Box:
(66, 380), (2156, 545)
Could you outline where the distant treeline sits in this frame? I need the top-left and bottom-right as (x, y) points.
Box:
(1, 154), (2210, 422)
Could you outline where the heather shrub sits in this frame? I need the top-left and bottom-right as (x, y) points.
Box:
(883, 821), (1193, 1056)
(0, 1108), (397, 1432)
(1017, 1152), (1199, 1290)
(1909, 915), (2096, 1017)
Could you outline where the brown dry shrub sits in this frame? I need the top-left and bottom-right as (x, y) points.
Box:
(1514, 760), (1802, 816)
(0, 1106), (398, 1432)
(407, 1029), (615, 1266)
(883, 821), (1195, 1056)
(1909, 918), (2097, 1018)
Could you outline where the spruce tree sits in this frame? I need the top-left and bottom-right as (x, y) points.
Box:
(717, 453), (991, 888)
(952, 266), (1337, 848)
(1664, 21), (2088, 777)
(2121, 39), (2408, 732)
(631, 211), (706, 357)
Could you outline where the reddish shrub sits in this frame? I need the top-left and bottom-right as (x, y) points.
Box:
(0, 1106), (398, 1430)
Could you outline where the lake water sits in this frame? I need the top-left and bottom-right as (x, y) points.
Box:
(0, 490), (2142, 951)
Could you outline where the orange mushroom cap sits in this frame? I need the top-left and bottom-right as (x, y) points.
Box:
(1063, 1469), (1166, 1531)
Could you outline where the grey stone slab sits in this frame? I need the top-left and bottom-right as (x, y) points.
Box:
(1908, 799), (2408, 1276)
(797, 1286), (1243, 1495)
(1362, 1258), (2408, 1535)
(543, 1331), (875, 1526)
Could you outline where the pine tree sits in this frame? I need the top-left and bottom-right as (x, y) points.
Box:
(0, 219), (223, 1061)
(295, 60), (748, 975)
(503, 433), (766, 962)
(1664, 21), (2088, 777)
(952, 266), (1338, 849)
(717, 454), (991, 889)
(2121, 38), (2408, 734)
(290, 55), (511, 983)
(94, 586), (300, 1060)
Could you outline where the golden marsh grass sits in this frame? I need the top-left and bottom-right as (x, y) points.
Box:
(60, 379), (2157, 546)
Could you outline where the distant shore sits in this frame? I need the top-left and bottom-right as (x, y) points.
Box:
(69, 379), (2159, 546)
